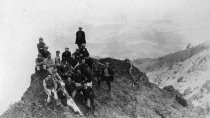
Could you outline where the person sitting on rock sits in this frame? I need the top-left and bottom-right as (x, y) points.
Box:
(44, 53), (54, 74)
(79, 44), (89, 59)
(72, 69), (87, 85)
(76, 58), (93, 88)
(70, 55), (79, 68)
(62, 47), (71, 63)
(97, 62), (115, 92)
(43, 74), (59, 103)
(42, 46), (51, 58)
(35, 53), (46, 72)
(59, 61), (73, 81)
(52, 67), (62, 82)
(72, 48), (82, 63)
(37, 37), (45, 55)
(57, 81), (83, 116)
(77, 82), (95, 114)
(54, 51), (61, 69)
(75, 27), (86, 49)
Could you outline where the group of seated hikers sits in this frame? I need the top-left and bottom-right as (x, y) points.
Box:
(35, 28), (115, 116)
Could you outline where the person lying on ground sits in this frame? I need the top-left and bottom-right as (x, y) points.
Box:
(57, 81), (83, 116)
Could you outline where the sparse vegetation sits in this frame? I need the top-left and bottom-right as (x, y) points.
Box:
(0, 58), (204, 118)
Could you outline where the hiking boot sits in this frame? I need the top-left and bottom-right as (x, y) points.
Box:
(75, 111), (83, 117)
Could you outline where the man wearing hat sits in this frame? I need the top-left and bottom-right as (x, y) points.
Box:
(97, 62), (115, 92)
(62, 47), (71, 63)
(37, 37), (45, 54)
(75, 27), (86, 49)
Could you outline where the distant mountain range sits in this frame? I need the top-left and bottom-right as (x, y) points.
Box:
(134, 41), (210, 114)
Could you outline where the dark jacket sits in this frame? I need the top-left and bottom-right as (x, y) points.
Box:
(77, 63), (92, 83)
(75, 31), (86, 44)
(65, 81), (76, 95)
(62, 51), (71, 62)
(101, 66), (115, 81)
(42, 50), (51, 58)
(78, 86), (95, 100)
(102, 66), (114, 76)
(80, 47), (89, 58)
(37, 42), (45, 53)
(71, 72), (87, 84)
(72, 52), (81, 62)
(68, 57), (77, 67)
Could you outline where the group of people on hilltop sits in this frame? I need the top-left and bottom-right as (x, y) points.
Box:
(35, 27), (115, 116)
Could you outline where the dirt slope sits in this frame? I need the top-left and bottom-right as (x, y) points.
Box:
(0, 58), (203, 118)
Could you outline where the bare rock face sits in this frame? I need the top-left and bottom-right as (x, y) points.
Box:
(134, 41), (210, 117)
(0, 58), (202, 118)
(163, 86), (188, 107)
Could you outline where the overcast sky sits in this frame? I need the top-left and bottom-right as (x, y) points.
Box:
(1, 0), (210, 115)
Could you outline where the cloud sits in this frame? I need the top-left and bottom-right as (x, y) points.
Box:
(92, 20), (184, 59)
(141, 27), (184, 55)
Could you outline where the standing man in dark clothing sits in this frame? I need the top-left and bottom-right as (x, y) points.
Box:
(62, 47), (71, 62)
(97, 62), (115, 92)
(37, 37), (45, 54)
(75, 27), (86, 49)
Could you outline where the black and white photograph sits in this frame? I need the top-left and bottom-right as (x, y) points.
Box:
(0, 0), (210, 117)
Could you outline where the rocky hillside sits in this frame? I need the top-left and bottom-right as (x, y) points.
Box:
(0, 58), (204, 118)
(134, 41), (210, 116)
(134, 41), (210, 73)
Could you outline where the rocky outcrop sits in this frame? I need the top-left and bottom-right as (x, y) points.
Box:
(0, 58), (202, 118)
